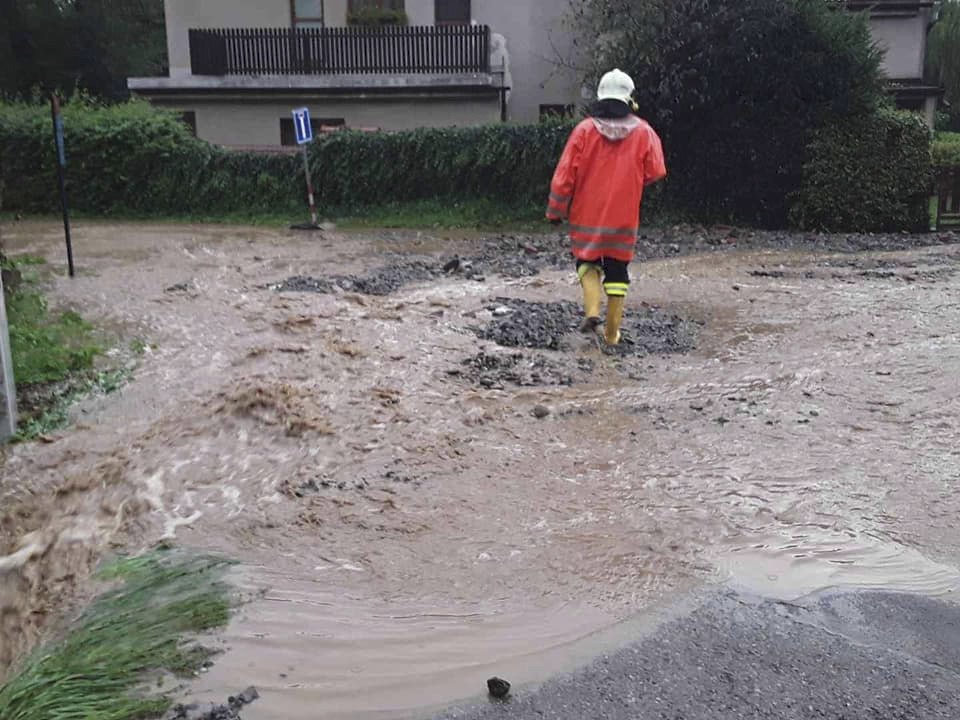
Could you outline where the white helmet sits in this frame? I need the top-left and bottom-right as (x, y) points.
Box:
(597, 68), (635, 104)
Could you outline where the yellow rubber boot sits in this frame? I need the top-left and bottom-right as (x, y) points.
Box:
(605, 294), (625, 346)
(578, 264), (603, 333)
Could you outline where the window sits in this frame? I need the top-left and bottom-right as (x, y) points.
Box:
(435, 0), (470, 25)
(292, 0), (324, 28)
(539, 104), (575, 121)
(280, 117), (345, 146)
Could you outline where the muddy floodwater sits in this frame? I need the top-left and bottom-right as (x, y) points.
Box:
(1, 221), (959, 718)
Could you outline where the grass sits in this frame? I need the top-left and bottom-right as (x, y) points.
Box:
(0, 549), (233, 720)
(1, 198), (550, 233)
(13, 366), (133, 441)
(1, 254), (141, 440)
(6, 289), (101, 387)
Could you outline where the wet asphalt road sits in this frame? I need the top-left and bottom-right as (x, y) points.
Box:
(434, 591), (960, 720)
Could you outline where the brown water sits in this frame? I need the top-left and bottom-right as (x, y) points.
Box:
(1, 221), (959, 716)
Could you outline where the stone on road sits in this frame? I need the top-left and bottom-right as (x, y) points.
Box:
(435, 591), (960, 720)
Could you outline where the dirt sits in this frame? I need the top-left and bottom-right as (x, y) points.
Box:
(1, 221), (960, 720)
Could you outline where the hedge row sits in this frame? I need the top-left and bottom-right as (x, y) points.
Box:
(0, 99), (935, 232)
(790, 107), (932, 233)
(0, 101), (302, 215)
(932, 131), (960, 171)
(0, 100), (572, 217)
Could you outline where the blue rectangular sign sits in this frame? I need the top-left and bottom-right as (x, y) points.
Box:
(292, 107), (313, 145)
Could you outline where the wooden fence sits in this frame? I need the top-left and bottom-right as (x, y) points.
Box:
(189, 25), (491, 76)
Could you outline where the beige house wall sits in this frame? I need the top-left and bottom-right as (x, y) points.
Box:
(156, 96), (499, 146)
(471, 2), (581, 124)
(869, 11), (930, 80)
(165, 0), (291, 78)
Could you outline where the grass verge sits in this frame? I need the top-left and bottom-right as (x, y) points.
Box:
(1, 254), (144, 440)
(2, 199), (549, 233)
(0, 549), (233, 720)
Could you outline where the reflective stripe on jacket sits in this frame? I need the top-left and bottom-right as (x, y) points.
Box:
(546, 117), (666, 263)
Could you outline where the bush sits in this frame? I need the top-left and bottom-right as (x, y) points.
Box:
(581, 0), (886, 227)
(0, 99), (301, 216)
(790, 108), (932, 233)
(308, 122), (572, 208)
(346, 8), (409, 26)
(933, 131), (960, 170)
(0, 98), (580, 218)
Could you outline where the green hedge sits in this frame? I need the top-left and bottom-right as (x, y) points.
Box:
(933, 132), (960, 172)
(789, 108), (932, 233)
(0, 99), (934, 232)
(0, 99), (573, 217)
(308, 122), (571, 208)
(0, 100), (302, 216)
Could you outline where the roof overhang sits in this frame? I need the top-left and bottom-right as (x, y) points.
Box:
(887, 78), (944, 100)
(128, 72), (500, 100)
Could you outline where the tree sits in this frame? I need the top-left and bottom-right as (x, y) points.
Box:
(567, 0), (886, 226)
(0, 0), (167, 101)
(928, 0), (960, 129)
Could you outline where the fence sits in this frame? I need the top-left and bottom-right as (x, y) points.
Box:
(189, 25), (491, 76)
(936, 169), (960, 231)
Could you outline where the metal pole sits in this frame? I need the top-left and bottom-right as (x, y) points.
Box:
(302, 144), (318, 227)
(0, 268), (16, 441)
(50, 95), (75, 278)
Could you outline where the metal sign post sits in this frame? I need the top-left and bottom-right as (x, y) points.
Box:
(290, 107), (320, 230)
(50, 95), (75, 277)
(0, 268), (16, 441)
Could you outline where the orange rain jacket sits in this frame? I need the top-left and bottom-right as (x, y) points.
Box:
(546, 116), (666, 263)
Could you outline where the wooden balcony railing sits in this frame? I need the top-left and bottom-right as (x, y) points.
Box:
(189, 25), (491, 76)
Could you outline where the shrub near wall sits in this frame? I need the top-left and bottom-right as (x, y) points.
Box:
(308, 122), (573, 208)
(790, 108), (932, 233)
(0, 100), (301, 216)
(0, 99), (574, 217)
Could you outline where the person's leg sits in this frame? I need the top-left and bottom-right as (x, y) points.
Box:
(600, 259), (630, 345)
(576, 259), (603, 333)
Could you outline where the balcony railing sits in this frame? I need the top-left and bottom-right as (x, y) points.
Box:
(189, 25), (491, 76)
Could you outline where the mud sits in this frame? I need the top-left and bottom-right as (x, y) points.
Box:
(1, 222), (960, 720)
(165, 686), (259, 720)
(452, 351), (594, 388)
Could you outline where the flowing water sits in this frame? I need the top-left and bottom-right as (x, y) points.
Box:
(1, 221), (959, 717)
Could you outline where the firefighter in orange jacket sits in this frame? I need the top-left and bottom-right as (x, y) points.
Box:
(546, 69), (667, 346)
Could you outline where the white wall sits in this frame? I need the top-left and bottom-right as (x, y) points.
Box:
(869, 12), (929, 80)
(154, 96), (500, 145)
(471, 1), (582, 123)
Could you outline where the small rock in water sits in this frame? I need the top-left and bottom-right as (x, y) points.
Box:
(233, 687), (260, 708)
(487, 677), (511, 699)
(532, 405), (550, 419)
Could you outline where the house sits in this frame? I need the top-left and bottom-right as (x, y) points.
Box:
(128, 0), (941, 149)
(128, 0), (582, 148)
(848, 0), (941, 126)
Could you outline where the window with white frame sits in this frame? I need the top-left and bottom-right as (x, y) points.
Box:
(292, 0), (325, 28)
